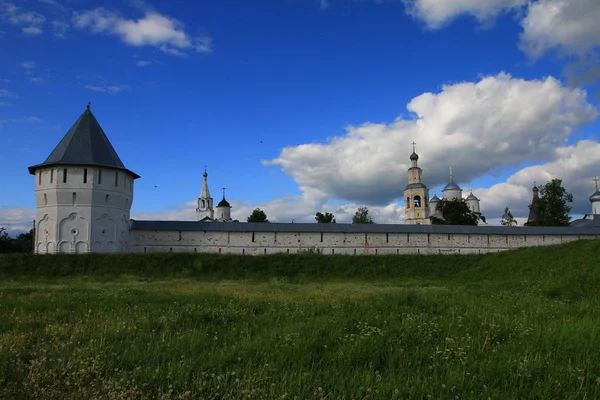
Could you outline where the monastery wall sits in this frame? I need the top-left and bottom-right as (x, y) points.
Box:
(129, 228), (598, 255)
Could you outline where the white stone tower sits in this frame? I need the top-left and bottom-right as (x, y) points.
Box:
(442, 167), (463, 200)
(196, 167), (214, 220)
(28, 104), (140, 254)
(465, 185), (481, 214)
(404, 143), (431, 225)
(590, 176), (600, 215)
(215, 188), (232, 221)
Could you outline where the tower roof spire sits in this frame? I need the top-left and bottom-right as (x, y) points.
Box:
(199, 167), (211, 199)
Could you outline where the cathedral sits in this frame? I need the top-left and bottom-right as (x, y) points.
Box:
(403, 144), (483, 225)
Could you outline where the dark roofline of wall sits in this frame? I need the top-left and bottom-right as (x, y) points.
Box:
(129, 220), (600, 235)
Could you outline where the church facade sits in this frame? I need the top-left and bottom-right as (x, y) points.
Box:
(28, 107), (600, 255)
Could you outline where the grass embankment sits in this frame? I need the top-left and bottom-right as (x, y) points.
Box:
(0, 240), (599, 399)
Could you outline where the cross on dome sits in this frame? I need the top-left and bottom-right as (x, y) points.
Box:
(594, 176), (599, 191)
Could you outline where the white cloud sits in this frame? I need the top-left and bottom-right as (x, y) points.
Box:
(84, 84), (131, 94)
(402, 0), (528, 29)
(478, 139), (600, 222)
(0, 1), (46, 33)
(266, 73), (597, 206)
(21, 60), (35, 69)
(0, 89), (16, 97)
(404, 0), (600, 62)
(519, 0), (600, 59)
(136, 60), (152, 67)
(0, 206), (35, 236)
(22, 25), (43, 35)
(72, 8), (213, 55)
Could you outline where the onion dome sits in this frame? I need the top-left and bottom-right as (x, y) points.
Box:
(410, 152), (419, 161)
(443, 180), (461, 191)
(217, 197), (231, 208)
(590, 190), (600, 203)
(430, 192), (441, 203)
(466, 191), (479, 201)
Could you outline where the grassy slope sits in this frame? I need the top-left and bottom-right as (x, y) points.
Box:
(0, 240), (599, 399)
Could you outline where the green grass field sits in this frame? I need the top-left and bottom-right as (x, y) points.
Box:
(1, 240), (599, 399)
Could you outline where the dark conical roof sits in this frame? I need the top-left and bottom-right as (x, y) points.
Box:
(28, 106), (140, 178)
(217, 196), (231, 208)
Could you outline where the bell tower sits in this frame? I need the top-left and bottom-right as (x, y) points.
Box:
(404, 143), (431, 225)
(196, 167), (214, 220)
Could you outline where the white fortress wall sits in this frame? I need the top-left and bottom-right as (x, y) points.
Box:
(129, 222), (599, 255)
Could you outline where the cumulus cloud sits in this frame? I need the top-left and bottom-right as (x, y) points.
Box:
(402, 0), (528, 29)
(404, 0), (600, 62)
(84, 84), (131, 94)
(478, 140), (600, 222)
(519, 0), (600, 59)
(266, 73), (597, 207)
(72, 8), (213, 55)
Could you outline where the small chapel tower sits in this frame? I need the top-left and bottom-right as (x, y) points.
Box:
(215, 188), (233, 221)
(404, 143), (431, 225)
(196, 167), (214, 220)
(28, 104), (140, 254)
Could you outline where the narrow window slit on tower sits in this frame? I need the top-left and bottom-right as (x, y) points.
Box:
(115, 172), (119, 187)
(386, 233), (389, 243)
(38, 171), (41, 185)
(50, 169), (53, 183)
(105, 194), (109, 205)
(72, 192), (76, 205)
(252, 232), (255, 242)
(43, 194), (47, 206)
(98, 170), (102, 184)
(320, 232), (323, 242)
(83, 168), (87, 183)
(63, 168), (67, 183)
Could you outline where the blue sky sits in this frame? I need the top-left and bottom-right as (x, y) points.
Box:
(1, 0), (600, 233)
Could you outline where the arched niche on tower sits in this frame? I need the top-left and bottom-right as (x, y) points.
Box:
(58, 212), (89, 254)
(37, 214), (54, 254)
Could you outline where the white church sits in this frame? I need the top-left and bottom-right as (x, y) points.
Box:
(28, 106), (600, 255)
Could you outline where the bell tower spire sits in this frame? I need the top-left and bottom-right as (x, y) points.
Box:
(196, 166), (214, 220)
(404, 143), (431, 225)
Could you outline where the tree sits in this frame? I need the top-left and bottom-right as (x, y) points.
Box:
(315, 212), (336, 223)
(0, 227), (12, 253)
(352, 207), (374, 224)
(247, 208), (269, 223)
(500, 207), (518, 226)
(527, 179), (573, 226)
(430, 199), (480, 225)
